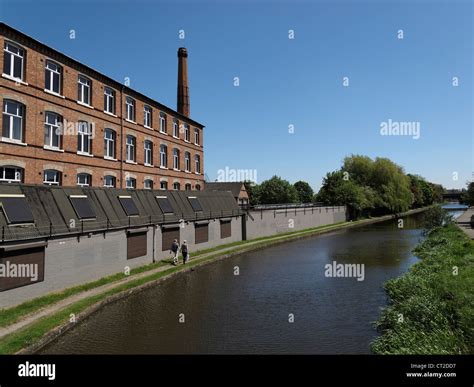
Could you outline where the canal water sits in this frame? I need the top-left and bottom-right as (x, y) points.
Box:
(40, 211), (440, 354)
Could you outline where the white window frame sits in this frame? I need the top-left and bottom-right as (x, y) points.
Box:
(104, 87), (115, 115)
(77, 173), (91, 187)
(144, 140), (153, 166)
(160, 144), (167, 168)
(45, 60), (62, 95)
(184, 124), (190, 142)
(126, 176), (136, 189)
(77, 121), (92, 154)
(104, 128), (116, 159)
(44, 112), (62, 149)
(184, 152), (191, 172)
(2, 100), (24, 142)
(77, 75), (91, 105)
(3, 42), (24, 81)
(173, 119), (179, 138)
(173, 182), (180, 190)
(173, 148), (180, 170)
(126, 97), (135, 122)
(104, 175), (116, 188)
(195, 154), (201, 174)
(0, 166), (22, 183)
(144, 105), (152, 128)
(160, 181), (168, 190)
(43, 169), (61, 186)
(126, 135), (136, 162)
(159, 112), (167, 133)
(194, 128), (200, 145)
(144, 179), (153, 190)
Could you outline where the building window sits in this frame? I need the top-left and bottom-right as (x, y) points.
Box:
(43, 169), (61, 186)
(144, 179), (153, 189)
(104, 87), (115, 114)
(160, 144), (167, 168)
(44, 112), (62, 149)
(126, 135), (136, 162)
(0, 166), (23, 183)
(184, 124), (190, 142)
(144, 140), (153, 165)
(195, 184), (201, 191)
(160, 181), (168, 190)
(173, 119), (179, 138)
(126, 176), (136, 189)
(126, 97), (135, 121)
(45, 60), (62, 94)
(77, 173), (92, 187)
(2, 100), (24, 142)
(173, 182), (180, 190)
(159, 112), (167, 133)
(77, 121), (92, 154)
(173, 148), (180, 170)
(184, 183), (192, 191)
(77, 75), (91, 105)
(194, 154), (201, 174)
(194, 128), (200, 145)
(184, 151), (191, 172)
(104, 175), (116, 188)
(144, 105), (152, 128)
(3, 42), (24, 81)
(104, 128), (116, 159)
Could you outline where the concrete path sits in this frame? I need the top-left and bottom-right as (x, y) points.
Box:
(456, 207), (474, 239)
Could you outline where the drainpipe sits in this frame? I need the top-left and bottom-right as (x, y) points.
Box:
(152, 225), (156, 263)
(120, 85), (124, 188)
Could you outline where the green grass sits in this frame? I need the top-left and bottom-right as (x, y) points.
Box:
(371, 224), (474, 354)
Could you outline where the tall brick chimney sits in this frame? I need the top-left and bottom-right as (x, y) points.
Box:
(177, 47), (190, 117)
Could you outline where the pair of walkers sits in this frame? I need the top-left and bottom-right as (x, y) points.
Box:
(170, 239), (189, 266)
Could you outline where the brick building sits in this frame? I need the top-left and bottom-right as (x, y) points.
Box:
(0, 23), (205, 190)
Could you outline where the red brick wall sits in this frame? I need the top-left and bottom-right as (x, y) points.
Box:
(0, 32), (205, 190)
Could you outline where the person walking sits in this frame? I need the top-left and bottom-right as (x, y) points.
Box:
(181, 240), (189, 265)
(170, 239), (180, 266)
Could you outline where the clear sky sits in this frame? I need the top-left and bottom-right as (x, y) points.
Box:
(1, 0), (472, 190)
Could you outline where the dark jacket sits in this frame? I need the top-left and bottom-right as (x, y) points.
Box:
(171, 241), (179, 253)
(181, 244), (188, 255)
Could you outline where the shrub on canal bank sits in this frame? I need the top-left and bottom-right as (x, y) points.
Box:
(371, 224), (474, 354)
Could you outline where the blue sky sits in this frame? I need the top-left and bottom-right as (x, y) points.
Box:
(1, 0), (472, 190)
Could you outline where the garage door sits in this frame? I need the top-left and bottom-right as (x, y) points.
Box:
(127, 230), (147, 259)
(220, 220), (231, 239)
(162, 227), (180, 251)
(0, 246), (45, 291)
(195, 223), (209, 244)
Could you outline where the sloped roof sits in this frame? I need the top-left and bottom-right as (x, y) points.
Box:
(0, 184), (241, 243)
(205, 182), (245, 198)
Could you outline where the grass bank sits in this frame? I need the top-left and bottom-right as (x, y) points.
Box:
(371, 224), (474, 354)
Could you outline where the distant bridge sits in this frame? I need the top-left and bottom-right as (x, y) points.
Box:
(442, 190), (463, 203)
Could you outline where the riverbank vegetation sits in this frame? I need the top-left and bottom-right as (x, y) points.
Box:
(371, 223), (474, 354)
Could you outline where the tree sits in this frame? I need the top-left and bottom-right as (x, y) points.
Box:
(462, 182), (474, 206)
(243, 180), (260, 205)
(257, 176), (298, 204)
(293, 181), (314, 203)
(317, 171), (374, 219)
(342, 154), (374, 186)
